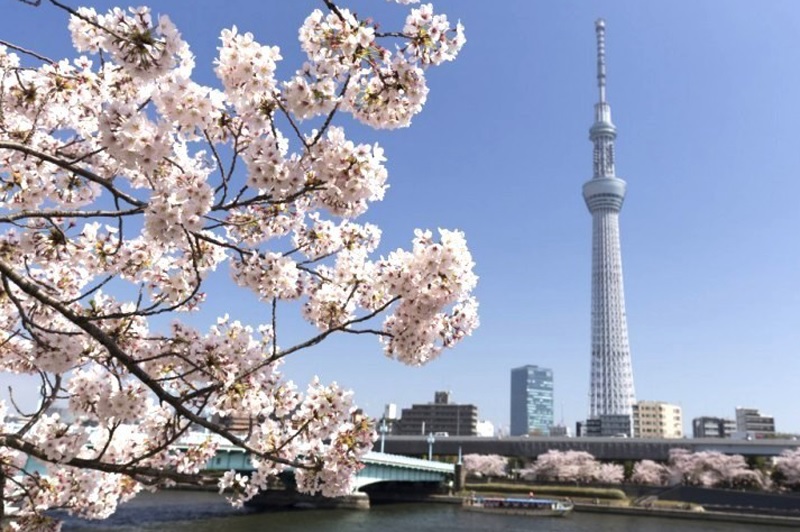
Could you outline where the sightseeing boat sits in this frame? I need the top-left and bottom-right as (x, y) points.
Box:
(462, 495), (574, 517)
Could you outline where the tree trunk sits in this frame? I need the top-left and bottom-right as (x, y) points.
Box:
(0, 468), (6, 521)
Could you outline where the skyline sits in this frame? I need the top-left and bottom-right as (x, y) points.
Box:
(1, 1), (799, 435)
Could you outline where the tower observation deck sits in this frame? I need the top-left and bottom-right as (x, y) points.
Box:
(582, 19), (636, 423)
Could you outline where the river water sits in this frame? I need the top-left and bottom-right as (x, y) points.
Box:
(60, 491), (790, 531)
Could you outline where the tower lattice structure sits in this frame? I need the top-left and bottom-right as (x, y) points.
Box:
(582, 19), (636, 420)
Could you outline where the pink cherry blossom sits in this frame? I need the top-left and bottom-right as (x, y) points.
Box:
(774, 447), (800, 488)
(631, 459), (671, 486)
(667, 449), (769, 489)
(0, 0), (472, 526)
(519, 450), (621, 484)
(462, 454), (508, 478)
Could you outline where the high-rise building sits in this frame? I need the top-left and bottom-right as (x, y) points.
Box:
(692, 416), (736, 438)
(583, 19), (636, 434)
(735, 407), (775, 439)
(632, 401), (683, 439)
(510, 365), (554, 436)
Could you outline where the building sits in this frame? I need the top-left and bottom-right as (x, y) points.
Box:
(735, 407), (776, 439)
(510, 365), (554, 436)
(377, 403), (400, 434)
(632, 401), (683, 439)
(394, 391), (478, 436)
(476, 419), (495, 437)
(583, 19), (637, 436)
(692, 416), (736, 438)
(583, 414), (632, 437)
(384, 403), (398, 421)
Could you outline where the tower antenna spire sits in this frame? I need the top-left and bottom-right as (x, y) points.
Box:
(596, 18), (607, 103)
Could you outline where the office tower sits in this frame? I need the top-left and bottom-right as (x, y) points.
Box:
(510, 365), (554, 436)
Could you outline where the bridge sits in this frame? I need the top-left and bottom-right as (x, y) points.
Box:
(379, 435), (800, 462)
(182, 435), (455, 492)
(352, 452), (454, 490)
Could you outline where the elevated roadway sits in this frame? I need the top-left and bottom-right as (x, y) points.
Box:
(379, 435), (800, 461)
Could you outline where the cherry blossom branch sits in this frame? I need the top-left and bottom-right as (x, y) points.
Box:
(0, 141), (144, 207)
(61, 275), (116, 305)
(0, 258), (309, 470)
(205, 129), (228, 198)
(271, 297), (278, 358)
(266, 295), (400, 363)
(43, 0), (127, 43)
(0, 39), (55, 64)
(322, 0), (347, 23)
(274, 98), (310, 151)
(0, 207), (143, 223)
(310, 73), (351, 146)
(15, 372), (61, 436)
(0, 0), (474, 521)
(1, 434), (219, 485)
(342, 327), (392, 337)
(83, 238), (205, 319)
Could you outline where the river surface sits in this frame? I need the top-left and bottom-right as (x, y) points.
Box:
(59, 491), (790, 531)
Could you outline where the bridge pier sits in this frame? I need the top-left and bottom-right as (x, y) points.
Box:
(454, 463), (465, 493)
(246, 489), (370, 510)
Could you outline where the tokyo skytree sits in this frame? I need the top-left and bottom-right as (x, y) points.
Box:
(583, 19), (636, 421)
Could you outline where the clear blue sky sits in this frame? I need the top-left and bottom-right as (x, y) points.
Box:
(2, 1), (799, 435)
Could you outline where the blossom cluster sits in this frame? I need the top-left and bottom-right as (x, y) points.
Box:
(309, 127), (388, 218)
(462, 454), (508, 478)
(291, 3), (465, 130)
(0, 0), (473, 526)
(69, 6), (192, 80)
(215, 26), (282, 130)
(379, 229), (479, 365)
(403, 4), (466, 66)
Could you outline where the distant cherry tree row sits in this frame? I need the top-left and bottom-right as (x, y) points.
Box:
(462, 448), (800, 491)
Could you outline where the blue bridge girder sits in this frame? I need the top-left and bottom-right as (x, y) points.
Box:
(193, 445), (455, 491)
(353, 452), (454, 490)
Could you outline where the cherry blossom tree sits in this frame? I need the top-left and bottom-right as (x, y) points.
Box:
(594, 462), (625, 484)
(519, 450), (622, 484)
(667, 449), (769, 490)
(630, 459), (670, 486)
(773, 447), (800, 489)
(462, 454), (508, 478)
(0, 0), (475, 528)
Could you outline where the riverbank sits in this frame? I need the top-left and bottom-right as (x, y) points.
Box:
(573, 502), (800, 528)
(460, 487), (800, 528)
